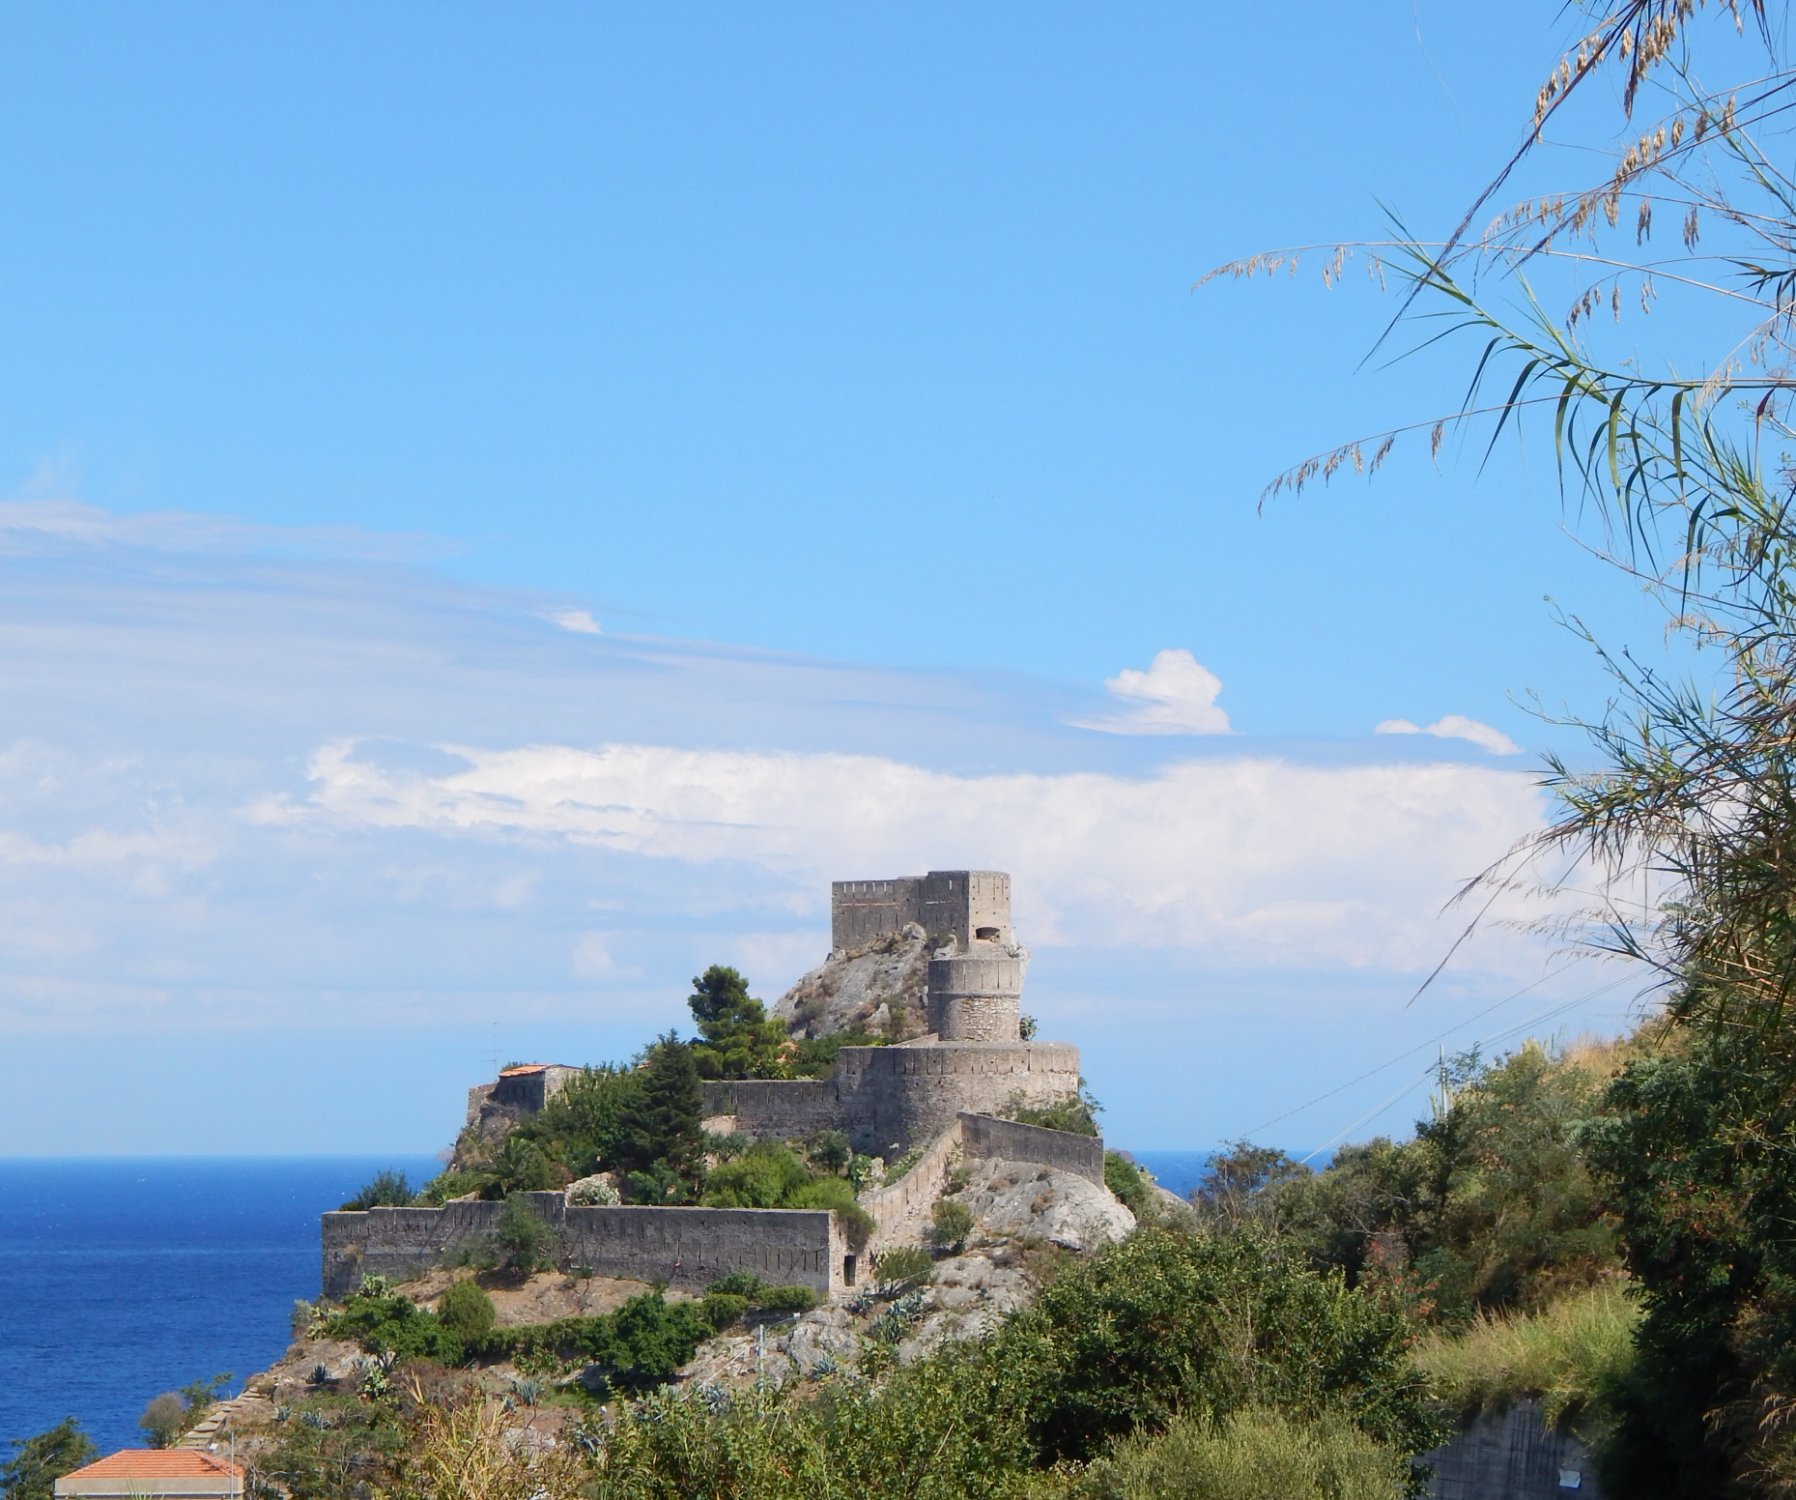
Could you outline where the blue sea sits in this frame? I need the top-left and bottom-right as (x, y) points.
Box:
(1, 1156), (440, 1455)
(1127, 1151), (1209, 1199)
(2, 1149), (1205, 1457)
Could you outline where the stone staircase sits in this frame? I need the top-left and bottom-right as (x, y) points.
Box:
(178, 1377), (276, 1452)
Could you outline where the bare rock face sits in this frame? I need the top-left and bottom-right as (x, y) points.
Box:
(960, 1157), (1136, 1252)
(676, 1151), (1136, 1391)
(773, 924), (933, 1040)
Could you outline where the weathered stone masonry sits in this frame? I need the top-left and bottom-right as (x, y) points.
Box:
(702, 1042), (1081, 1157)
(323, 1193), (847, 1300)
(831, 870), (1013, 954)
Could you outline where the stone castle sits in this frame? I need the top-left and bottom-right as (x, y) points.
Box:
(323, 869), (1097, 1299)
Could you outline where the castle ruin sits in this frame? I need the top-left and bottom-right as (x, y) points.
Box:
(323, 868), (1095, 1299)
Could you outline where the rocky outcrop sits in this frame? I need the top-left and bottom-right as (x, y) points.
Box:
(773, 925), (933, 1040)
(678, 1152), (1134, 1389)
(959, 1157), (1135, 1252)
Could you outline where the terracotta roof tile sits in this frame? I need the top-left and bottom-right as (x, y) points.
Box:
(63, 1451), (243, 1479)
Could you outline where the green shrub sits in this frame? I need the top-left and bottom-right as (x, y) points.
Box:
(874, 1245), (936, 1291)
(928, 1199), (975, 1254)
(1103, 1151), (1151, 1216)
(435, 1278), (497, 1346)
(323, 1288), (462, 1365)
(699, 1292), (750, 1330)
(806, 1128), (853, 1174)
(1004, 1228), (1443, 1464)
(758, 1284), (820, 1313)
(701, 1141), (811, 1208)
(1073, 1405), (1412, 1500)
(998, 1085), (1102, 1137)
(1, 1417), (97, 1500)
(138, 1393), (188, 1449)
(413, 1168), (487, 1205)
(340, 1168), (414, 1211)
(495, 1194), (560, 1274)
(705, 1271), (767, 1299)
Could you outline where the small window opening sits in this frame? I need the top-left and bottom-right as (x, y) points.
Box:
(843, 1254), (858, 1286)
(975, 926), (1000, 941)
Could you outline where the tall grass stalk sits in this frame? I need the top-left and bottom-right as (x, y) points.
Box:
(1412, 1281), (1639, 1428)
(1069, 1406), (1409, 1500)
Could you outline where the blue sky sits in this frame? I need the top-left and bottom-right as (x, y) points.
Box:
(1, 2), (1711, 1157)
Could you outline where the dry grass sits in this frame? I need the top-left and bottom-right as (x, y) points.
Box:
(1413, 1281), (1641, 1429)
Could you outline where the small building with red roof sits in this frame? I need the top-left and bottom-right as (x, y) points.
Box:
(53, 1449), (243, 1498)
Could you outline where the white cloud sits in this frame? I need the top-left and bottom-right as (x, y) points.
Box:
(280, 735), (1552, 976)
(0, 499), (444, 561)
(545, 607), (602, 635)
(1376, 714), (1522, 756)
(1071, 649), (1231, 736)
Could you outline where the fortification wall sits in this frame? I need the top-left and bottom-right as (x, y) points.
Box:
(1423, 1398), (1604, 1499)
(699, 1043), (1081, 1157)
(831, 870), (1011, 953)
(323, 1194), (842, 1300)
(831, 878), (925, 952)
(839, 1042), (1082, 1156)
(962, 1112), (1105, 1186)
(926, 952), (1024, 1041)
(701, 1078), (843, 1140)
(860, 1116), (966, 1254)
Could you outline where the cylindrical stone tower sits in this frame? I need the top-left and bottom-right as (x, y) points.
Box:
(926, 952), (1024, 1041)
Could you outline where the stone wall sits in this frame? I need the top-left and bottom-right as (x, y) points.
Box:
(830, 870), (1011, 954)
(831, 878), (926, 952)
(860, 1117), (967, 1254)
(962, 1112), (1104, 1186)
(323, 1194), (843, 1300)
(701, 1042), (1081, 1157)
(700, 1078), (843, 1140)
(839, 1042), (1081, 1156)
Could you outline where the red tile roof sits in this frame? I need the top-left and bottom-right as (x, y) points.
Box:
(499, 1063), (549, 1076)
(62, 1451), (243, 1480)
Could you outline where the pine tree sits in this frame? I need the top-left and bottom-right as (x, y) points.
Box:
(624, 1032), (705, 1192)
(687, 965), (789, 1080)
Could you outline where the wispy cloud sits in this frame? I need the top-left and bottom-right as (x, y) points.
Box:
(262, 734), (1551, 975)
(1375, 714), (1522, 757)
(1071, 649), (1231, 736)
(545, 607), (602, 635)
(0, 500), (1566, 1055)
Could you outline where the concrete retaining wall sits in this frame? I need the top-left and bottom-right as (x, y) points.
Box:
(323, 1194), (843, 1300)
(1424, 1399), (1604, 1499)
(962, 1112), (1105, 1186)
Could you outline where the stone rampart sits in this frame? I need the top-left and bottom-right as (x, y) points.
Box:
(831, 878), (926, 952)
(701, 1078), (843, 1140)
(840, 1042), (1081, 1156)
(962, 1112), (1105, 1186)
(700, 1043), (1079, 1156)
(831, 870), (1011, 953)
(860, 1117), (967, 1254)
(323, 1194), (843, 1300)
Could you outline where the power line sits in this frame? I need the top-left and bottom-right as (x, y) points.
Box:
(1241, 961), (1577, 1140)
(1290, 970), (1639, 1160)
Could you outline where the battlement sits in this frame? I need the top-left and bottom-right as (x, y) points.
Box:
(831, 870), (1011, 953)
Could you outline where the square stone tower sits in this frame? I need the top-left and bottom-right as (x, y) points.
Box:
(830, 869), (1012, 953)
